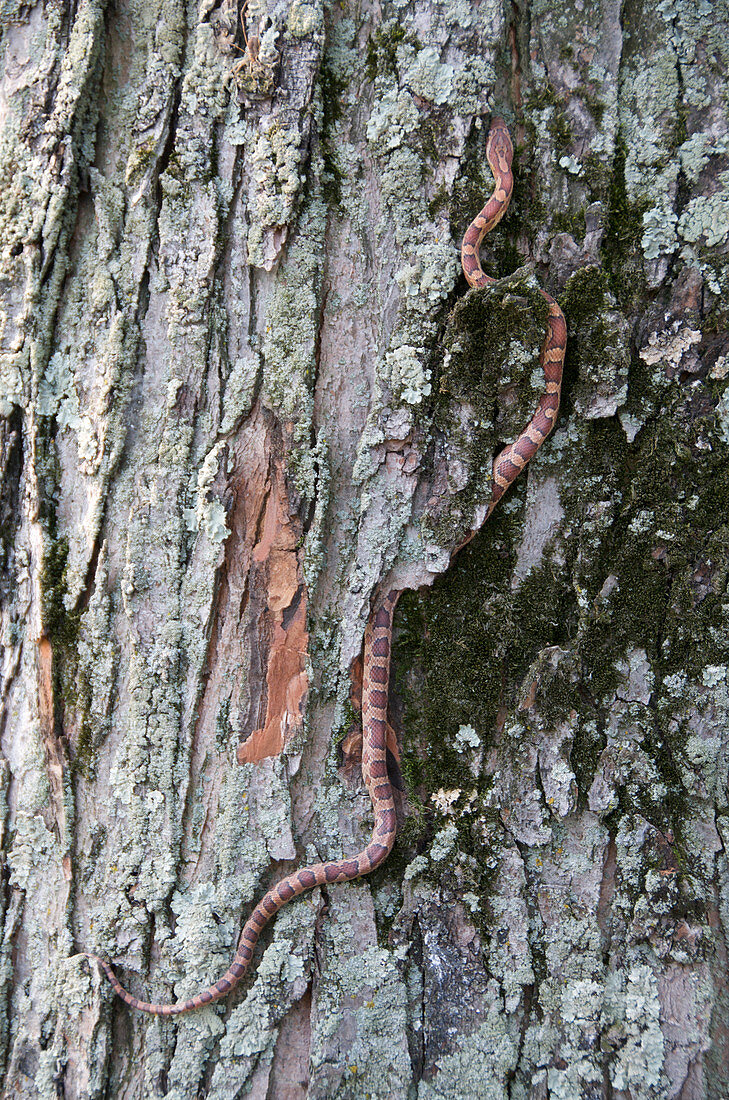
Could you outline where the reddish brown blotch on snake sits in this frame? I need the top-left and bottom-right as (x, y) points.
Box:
(84, 117), (567, 1015)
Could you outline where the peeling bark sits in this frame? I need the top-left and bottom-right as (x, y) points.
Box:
(1, 0), (728, 1097)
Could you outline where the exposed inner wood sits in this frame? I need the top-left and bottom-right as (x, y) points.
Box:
(237, 435), (308, 765)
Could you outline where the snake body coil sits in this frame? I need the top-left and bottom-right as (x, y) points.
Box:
(460, 119), (566, 513)
(89, 118), (566, 1015)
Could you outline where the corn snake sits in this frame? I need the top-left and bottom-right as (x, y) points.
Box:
(87, 117), (566, 1016)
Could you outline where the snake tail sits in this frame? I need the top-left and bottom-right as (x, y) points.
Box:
(87, 590), (399, 1015)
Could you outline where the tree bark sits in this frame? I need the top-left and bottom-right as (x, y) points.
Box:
(1, 0), (728, 1096)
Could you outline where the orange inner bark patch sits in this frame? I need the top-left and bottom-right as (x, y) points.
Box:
(38, 636), (54, 738)
(237, 487), (308, 765)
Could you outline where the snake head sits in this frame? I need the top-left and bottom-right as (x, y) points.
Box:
(486, 118), (514, 178)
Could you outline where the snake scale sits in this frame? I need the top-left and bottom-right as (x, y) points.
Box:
(88, 117), (566, 1016)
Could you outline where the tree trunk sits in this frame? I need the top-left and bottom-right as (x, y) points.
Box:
(1, 0), (728, 1095)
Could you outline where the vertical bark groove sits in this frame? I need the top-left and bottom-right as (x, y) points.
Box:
(0, 0), (728, 1095)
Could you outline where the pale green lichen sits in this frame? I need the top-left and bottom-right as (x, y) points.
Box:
(385, 344), (431, 405)
(429, 824), (459, 863)
(220, 353), (260, 433)
(260, 184), (326, 495)
(247, 120), (306, 267)
(0, 0), (106, 419)
(679, 130), (729, 183)
(302, 429), (331, 589)
(418, 1016), (517, 1099)
(6, 809), (73, 1075)
(403, 854), (429, 882)
(703, 664), (728, 689)
(714, 391), (729, 444)
(73, 546), (118, 772)
(641, 206), (678, 260)
(309, 765), (372, 863)
(8, 814), (62, 894)
(0, 355), (24, 417)
(287, 0), (323, 38)
(639, 321), (701, 367)
(185, 440), (230, 544)
(161, 1016), (225, 1099)
(80, 22), (240, 958)
(559, 154), (583, 176)
(221, 939), (309, 1061)
(620, 53), (679, 207)
(462, 891), (480, 913)
(366, 87), (420, 152)
(401, 45), (454, 106)
(37, 351), (84, 431)
(307, 888), (411, 1097)
(455, 723), (480, 751)
(257, 21), (281, 67)
(395, 236), (460, 309)
(602, 966), (665, 1095)
(201, 499), (228, 543)
(678, 184), (729, 249)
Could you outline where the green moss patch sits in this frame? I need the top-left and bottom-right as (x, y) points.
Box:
(364, 22), (420, 83)
(602, 138), (649, 310)
(319, 61), (347, 205)
(426, 271), (548, 545)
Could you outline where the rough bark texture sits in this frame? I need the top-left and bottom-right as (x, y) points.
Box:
(1, 0), (728, 1096)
